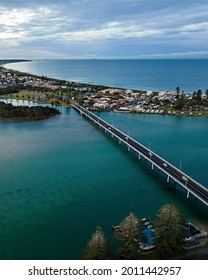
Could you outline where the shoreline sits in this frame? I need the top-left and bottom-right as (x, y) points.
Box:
(2, 61), (144, 93)
(1, 63), (208, 119)
(0, 100), (61, 120)
(1, 97), (207, 120)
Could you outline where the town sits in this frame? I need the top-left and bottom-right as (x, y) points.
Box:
(0, 65), (208, 117)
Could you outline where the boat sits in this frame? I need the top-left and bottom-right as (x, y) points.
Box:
(140, 244), (155, 251)
(112, 225), (120, 231)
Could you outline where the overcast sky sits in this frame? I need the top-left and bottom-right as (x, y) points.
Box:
(0, 0), (208, 59)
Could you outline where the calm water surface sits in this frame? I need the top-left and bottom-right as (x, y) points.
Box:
(0, 99), (207, 259)
(5, 59), (208, 93)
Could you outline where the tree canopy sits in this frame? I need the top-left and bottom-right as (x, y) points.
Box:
(154, 204), (186, 259)
(83, 226), (111, 260)
(114, 212), (142, 259)
(0, 102), (61, 120)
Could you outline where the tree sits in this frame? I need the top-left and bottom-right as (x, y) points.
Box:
(114, 212), (141, 259)
(176, 87), (180, 99)
(83, 226), (111, 260)
(196, 89), (202, 103)
(175, 93), (186, 109)
(154, 204), (186, 259)
(206, 89), (208, 100)
(176, 86), (180, 94)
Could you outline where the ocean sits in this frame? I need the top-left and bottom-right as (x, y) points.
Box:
(5, 59), (208, 93)
(0, 59), (208, 259)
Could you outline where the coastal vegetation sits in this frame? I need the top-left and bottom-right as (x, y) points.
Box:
(0, 101), (61, 120)
(83, 204), (204, 260)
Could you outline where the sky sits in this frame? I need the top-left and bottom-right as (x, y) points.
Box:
(0, 0), (208, 59)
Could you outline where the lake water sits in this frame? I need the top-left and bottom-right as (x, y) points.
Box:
(0, 99), (207, 260)
(1, 59), (208, 259)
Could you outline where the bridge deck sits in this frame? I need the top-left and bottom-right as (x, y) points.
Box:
(71, 102), (208, 207)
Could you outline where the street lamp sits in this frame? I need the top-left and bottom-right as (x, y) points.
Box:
(182, 176), (190, 198)
(125, 129), (129, 142)
(178, 161), (182, 170)
(182, 176), (188, 187)
(147, 142), (151, 150)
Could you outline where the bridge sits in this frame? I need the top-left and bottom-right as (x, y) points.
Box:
(71, 101), (208, 207)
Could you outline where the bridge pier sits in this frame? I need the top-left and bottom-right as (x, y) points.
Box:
(71, 102), (208, 208)
(119, 139), (121, 144)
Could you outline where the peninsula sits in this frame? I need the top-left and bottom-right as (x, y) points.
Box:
(0, 59), (30, 65)
(1, 64), (208, 117)
(0, 101), (61, 120)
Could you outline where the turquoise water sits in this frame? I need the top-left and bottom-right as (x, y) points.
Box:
(1, 59), (208, 259)
(0, 99), (208, 259)
(5, 59), (208, 93)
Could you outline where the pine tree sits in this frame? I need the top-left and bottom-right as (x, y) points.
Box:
(196, 89), (202, 103)
(176, 86), (180, 98)
(83, 226), (111, 260)
(175, 93), (186, 109)
(114, 212), (141, 259)
(206, 89), (208, 100)
(154, 204), (186, 259)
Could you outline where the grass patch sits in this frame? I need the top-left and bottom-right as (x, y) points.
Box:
(0, 90), (71, 107)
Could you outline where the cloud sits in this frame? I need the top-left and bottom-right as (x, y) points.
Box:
(139, 51), (208, 59)
(60, 21), (164, 43)
(181, 22), (208, 32)
(0, 1), (208, 58)
(0, 7), (34, 26)
(0, 31), (25, 40)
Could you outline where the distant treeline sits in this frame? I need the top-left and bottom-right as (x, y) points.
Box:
(0, 102), (61, 120)
(0, 86), (25, 95)
(0, 59), (30, 65)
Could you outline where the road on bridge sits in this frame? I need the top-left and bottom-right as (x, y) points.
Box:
(71, 102), (208, 207)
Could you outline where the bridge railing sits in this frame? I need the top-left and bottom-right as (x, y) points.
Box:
(71, 101), (208, 204)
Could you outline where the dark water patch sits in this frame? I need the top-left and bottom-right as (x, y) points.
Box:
(137, 188), (147, 193)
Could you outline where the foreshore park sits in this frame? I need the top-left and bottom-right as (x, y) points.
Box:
(0, 60), (208, 117)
